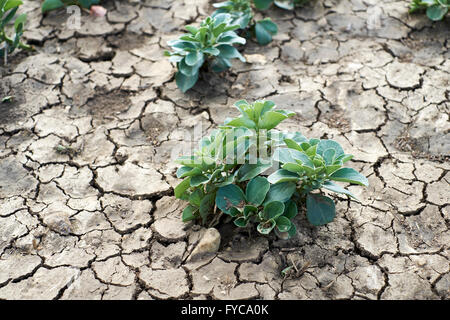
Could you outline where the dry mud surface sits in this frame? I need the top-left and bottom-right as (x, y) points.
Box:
(0, 0), (449, 300)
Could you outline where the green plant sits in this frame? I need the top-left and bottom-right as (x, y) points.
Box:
(409, 0), (449, 20)
(174, 100), (368, 239)
(1, 95), (13, 102)
(253, 0), (311, 10)
(268, 134), (368, 227)
(164, 14), (246, 92)
(212, 0), (278, 45)
(41, 0), (100, 13)
(0, 0), (30, 58)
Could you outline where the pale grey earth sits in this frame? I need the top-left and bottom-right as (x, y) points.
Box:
(0, 0), (449, 300)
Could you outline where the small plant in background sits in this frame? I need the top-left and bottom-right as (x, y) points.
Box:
(253, 0), (311, 10)
(409, 0), (449, 21)
(212, 0), (278, 45)
(174, 100), (368, 239)
(164, 13), (246, 92)
(41, 0), (106, 16)
(0, 0), (30, 60)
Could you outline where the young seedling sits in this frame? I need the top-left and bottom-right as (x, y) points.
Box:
(409, 0), (449, 21)
(212, 0), (278, 45)
(0, 0), (30, 61)
(253, 0), (311, 10)
(165, 13), (246, 92)
(174, 100), (368, 239)
(1, 95), (13, 103)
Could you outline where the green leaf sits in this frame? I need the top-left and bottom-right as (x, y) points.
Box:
(1, 6), (17, 29)
(322, 181), (357, 200)
(426, 4), (448, 20)
(243, 205), (257, 218)
(254, 0), (273, 10)
(276, 216), (291, 232)
(257, 219), (276, 235)
(224, 116), (256, 128)
(329, 168), (369, 187)
(176, 155), (215, 168)
(283, 200), (298, 219)
(229, 207), (241, 217)
(234, 217), (248, 227)
(182, 205), (198, 222)
(306, 193), (336, 226)
(274, 147), (314, 168)
(216, 184), (246, 214)
(176, 166), (201, 178)
(217, 44), (245, 62)
(236, 163), (271, 182)
(41, 0), (64, 12)
(282, 162), (304, 173)
(246, 176), (270, 206)
(316, 140), (344, 158)
(174, 177), (191, 199)
(274, 0), (295, 10)
(202, 47), (220, 56)
(263, 201), (285, 220)
(175, 71), (199, 93)
(4, 0), (22, 11)
(79, 0), (94, 8)
(185, 25), (198, 34)
(199, 192), (216, 223)
(287, 222), (297, 238)
(189, 188), (204, 207)
(325, 164), (342, 175)
(210, 56), (232, 72)
(264, 182), (297, 204)
(323, 148), (336, 165)
(190, 174), (209, 187)
(254, 19), (278, 45)
(185, 51), (204, 66)
(258, 111), (291, 130)
(284, 138), (302, 151)
(336, 154), (353, 163)
(14, 12), (26, 30)
(178, 58), (200, 76)
(267, 169), (300, 184)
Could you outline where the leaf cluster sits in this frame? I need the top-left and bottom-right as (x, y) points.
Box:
(174, 100), (368, 239)
(212, 0), (278, 45)
(409, 0), (449, 20)
(164, 13), (246, 92)
(0, 0), (29, 58)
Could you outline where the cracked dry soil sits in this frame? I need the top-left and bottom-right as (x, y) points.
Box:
(0, 0), (449, 300)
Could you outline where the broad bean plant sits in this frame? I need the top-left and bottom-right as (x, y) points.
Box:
(409, 0), (449, 21)
(165, 14), (246, 92)
(212, 0), (278, 45)
(174, 100), (368, 239)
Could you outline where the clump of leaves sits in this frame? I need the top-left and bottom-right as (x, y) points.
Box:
(164, 14), (246, 93)
(174, 100), (368, 239)
(0, 0), (30, 59)
(268, 134), (368, 228)
(212, 0), (278, 45)
(253, 0), (311, 10)
(409, 0), (449, 21)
